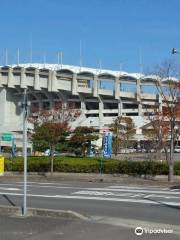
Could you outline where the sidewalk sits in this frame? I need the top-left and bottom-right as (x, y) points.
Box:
(2, 172), (180, 187)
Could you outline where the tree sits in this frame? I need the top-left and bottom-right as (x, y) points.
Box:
(150, 60), (180, 182)
(111, 116), (135, 155)
(30, 103), (80, 174)
(70, 126), (99, 156)
(143, 109), (170, 159)
(32, 122), (69, 173)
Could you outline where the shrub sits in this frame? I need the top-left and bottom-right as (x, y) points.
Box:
(4, 156), (180, 176)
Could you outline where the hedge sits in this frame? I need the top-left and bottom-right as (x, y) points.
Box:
(4, 156), (180, 176)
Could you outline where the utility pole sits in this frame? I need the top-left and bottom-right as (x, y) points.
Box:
(5, 49), (8, 65)
(58, 52), (63, 69)
(22, 89), (28, 216)
(17, 48), (20, 65)
(80, 40), (82, 69)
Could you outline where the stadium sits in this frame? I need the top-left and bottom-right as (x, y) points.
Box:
(0, 63), (179, 151)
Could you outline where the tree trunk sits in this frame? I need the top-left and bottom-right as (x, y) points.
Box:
(168, 163), (174, 182)
(168, 118), (175, 182)
(115, 137), (118, 156)
(50, 146), (54, 176)
(164, 147), (169, 163)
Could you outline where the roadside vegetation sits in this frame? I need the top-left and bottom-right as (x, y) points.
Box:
(4, 156), (180, 176)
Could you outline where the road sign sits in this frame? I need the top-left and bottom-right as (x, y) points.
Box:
(0, 157), (4, 176)
(2, 133), (12, 141)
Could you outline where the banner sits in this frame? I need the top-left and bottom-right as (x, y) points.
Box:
(11, 136), (16, 157)
(103, 132), (112, 158)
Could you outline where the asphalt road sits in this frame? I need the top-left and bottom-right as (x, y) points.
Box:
(0, 179), (180, 239)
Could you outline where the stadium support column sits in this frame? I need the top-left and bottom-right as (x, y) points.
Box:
(34, 68), (41, 90)
(136, 78), (142, 116)
(158, 94), (162, 112)
(98, 95), (104, 130)
(93, 75), (98, 97)
(0, 68), (2, 87)
(115, 77), (122, 116)
(79, 94), (86, 116)
(0, 88), (7, 130)
(51, 70), (58, 92)
(118, 98), (123, 116)
(43, 91), (54, 109)
(115, 77), (120, 99)
(20, 68), (26, 89)
(49, 96), (54, 109)
(58, 91), (67, 108)
(8, 67), (15, 88)
(72, 73), (78, 95)
(48, 70), (52, 92)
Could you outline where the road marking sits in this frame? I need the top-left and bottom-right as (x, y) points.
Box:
(0, 187), (20, 191)
(72, 191), (133, 197)
(89, 187), (180, 195)
(130, 194), (145, 198)
(17, 182), (70, 186)
(0, 191), (179, 207)
(144, 194), (180, 199)
(72, 190), (180, 200)
(170, 189), (180, 192)
(107, 185), (169, 190)
(1, 183), (180, 197)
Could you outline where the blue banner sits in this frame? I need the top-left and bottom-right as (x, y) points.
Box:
(11, 136), (16, 158)
(103, 132), (112, 158)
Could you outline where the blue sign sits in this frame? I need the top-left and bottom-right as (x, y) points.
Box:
(11, 136), (16, 157)
(103, 132), (112, 158)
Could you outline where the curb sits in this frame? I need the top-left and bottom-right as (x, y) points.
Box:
(0, 205), (21, 216)
(0, 205), (88, 220)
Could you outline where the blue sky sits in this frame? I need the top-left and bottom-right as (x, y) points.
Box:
(0, 0), (180, 73)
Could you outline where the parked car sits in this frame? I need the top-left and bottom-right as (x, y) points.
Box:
(174, 146), (180, 153)
(44, 149), (61, 156)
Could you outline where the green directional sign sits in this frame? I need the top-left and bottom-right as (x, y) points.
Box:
(2, 133), (12, 141)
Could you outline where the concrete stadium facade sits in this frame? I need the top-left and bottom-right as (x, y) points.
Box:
(0, 63), (176, 149)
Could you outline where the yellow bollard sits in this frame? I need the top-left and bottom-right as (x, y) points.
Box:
(0, 157), (4, 176)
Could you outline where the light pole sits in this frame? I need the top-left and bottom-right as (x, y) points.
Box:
(22, 89), (28, 216)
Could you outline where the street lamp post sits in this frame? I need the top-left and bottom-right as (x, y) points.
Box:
(22, 89), (28, 216)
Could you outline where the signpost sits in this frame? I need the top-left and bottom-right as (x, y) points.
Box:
(2, 133), (12, 141)
(1, 133), (16, 157)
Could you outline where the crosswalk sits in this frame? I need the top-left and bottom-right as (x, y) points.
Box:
(0, 182), (179, 207)
(71, 185), (180, 206)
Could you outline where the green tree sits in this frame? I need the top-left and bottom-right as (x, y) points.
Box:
(32, 122), (69, 174)
(30, 102), (80, 174)
(70, 126), (99, 156)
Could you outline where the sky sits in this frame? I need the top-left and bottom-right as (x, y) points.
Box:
(0, 0), (180, 73)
